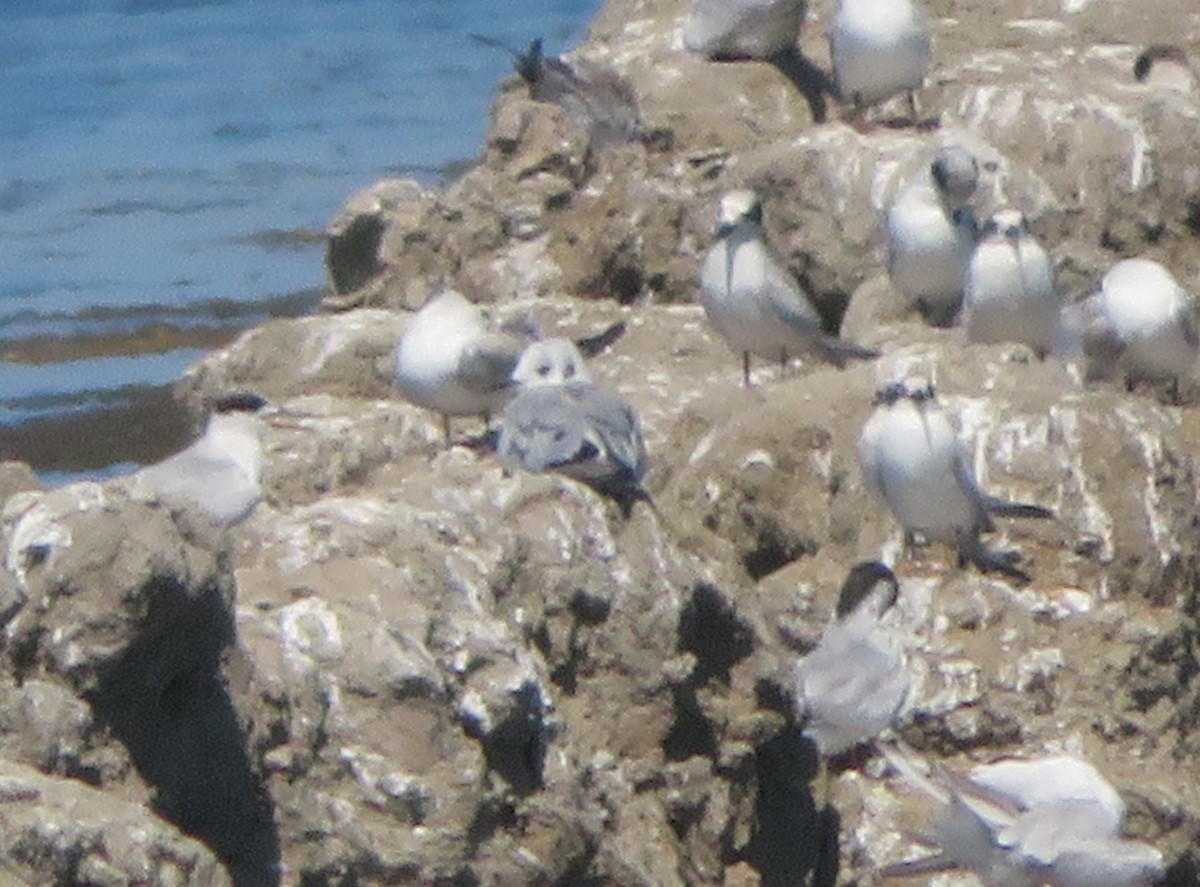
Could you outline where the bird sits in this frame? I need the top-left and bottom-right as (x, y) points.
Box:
(126, 392), (272, 526)
(829, 0), (933, 121)
(683, 0), (806, 61)
(393, 290), (529, 441)
(698, 189), (879, 386)
(880, 748), (1165, 887)
(1078, 257), (1199, 399)
(885, 145), (980, 325)
(497, 338), (648, 508)
(857, 378), (1053, 581)
(962, 209), (1060, 357)
(795, 561), (909, 759)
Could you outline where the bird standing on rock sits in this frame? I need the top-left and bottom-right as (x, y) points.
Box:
(699, 189), (879, 386)
(885, 145), (979, 325)
(127, 392), (273, 527)
(962, 209), (1060, 357)
(498, 338), (648, 509)
(392, 290), (528, 442)
(1079, 257), (1199, 399)
(830, 0), (932, 122)
(857, 378), (1053, 581)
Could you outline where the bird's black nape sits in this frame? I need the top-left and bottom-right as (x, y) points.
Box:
(834, 561), (899, 620)
(211, 392), (269, 415)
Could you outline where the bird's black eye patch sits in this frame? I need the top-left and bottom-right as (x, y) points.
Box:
(873, 382), (907, 406)
(564, 364), (576, 378)
(212, 392), (269, 414)
(745, 201), (763, 225)
(835, 561), (899, 619)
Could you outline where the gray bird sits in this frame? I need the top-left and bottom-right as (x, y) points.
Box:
(881, 748), (1165, 887)
(498, 338), (647, 507)
(699, 189), (879, 386)
(857, 378), (1053, 581)
(796, 561), (909, 757)
(127, 392), (272, 526)
(885, 146), (979, 326)
(962, 209), (1059, 357)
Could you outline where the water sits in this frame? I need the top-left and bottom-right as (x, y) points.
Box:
(0, 0), (601, 477)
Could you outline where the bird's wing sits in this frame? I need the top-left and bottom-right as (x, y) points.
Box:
(570, 384), (647, 484)
(458, 332), (526, 394)
(499, 388), (585, 474)
(950, 443), (995, 533)
(760, 248), (823, 332)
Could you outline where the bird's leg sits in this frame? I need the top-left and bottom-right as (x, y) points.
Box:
(1169, 376), (1182, 405)
(779, 347), (789, 376)
(441, 413), (452, 444)
(743, 351), (752, 388)
(906, 89), (921, 125)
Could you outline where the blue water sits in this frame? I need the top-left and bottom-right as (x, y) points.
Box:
(1, 0), (601, 458)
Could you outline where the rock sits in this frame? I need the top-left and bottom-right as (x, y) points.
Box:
(0, 488), (279, 886)
(13, 0), (1200, 883)
(0, 759), (232, 887)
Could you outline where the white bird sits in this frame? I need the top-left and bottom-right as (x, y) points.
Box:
(882, 749), (1165, 887)
(829, 0), (932, 119)
(962, 209), (1060, 356)
(857, 379), (1052, 581)
(1080, 257), (1199, 399)
(498, 338), (648, 508)
(699, 189), (879, 386)
(393, 290), (529, 440)
(885, 145), (979, 325)
(127, 392), (271, 526)
(795, 561), (909, 758)
(683, 0), (806, 61)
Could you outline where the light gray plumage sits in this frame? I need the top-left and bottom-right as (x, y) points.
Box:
(857, 379), (1052, 581)
(962, 209), (1059, 356)
(1078, 257), (1199, 396)
(885, 146), (979, 325)
(499, 339), (647, 503)
(393, 290), (528, 438)
(795, 562), (908, 756)
(683, 0), (806, 60)
(127, 393), (269, 526)
(881, 749), (1165, 887)
(699, 189), (879, 386)
(830, 0), (932, 116)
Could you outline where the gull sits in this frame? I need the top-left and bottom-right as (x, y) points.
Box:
(796, 561), (909, 757)
(829, 0), (932, 120)
(699, 189), (879, 386)
(683, 0), (806, 61)
(1079, 257), (1199, 399)
(126, 392), (272, 526)
(881, 747), (1166, 887)
(857, 378), (1053, 581)
(497, 338), (648, 509)
(885, 145), (980, 325)
(962, 209), (1060, 357)
(393, 290), (529, 441)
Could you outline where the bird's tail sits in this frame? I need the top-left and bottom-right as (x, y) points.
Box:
(817, 334), (881, 367)
(980, 495), (1054, 520)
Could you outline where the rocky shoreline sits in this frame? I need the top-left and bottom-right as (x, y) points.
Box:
(3, 0), (1200, 884)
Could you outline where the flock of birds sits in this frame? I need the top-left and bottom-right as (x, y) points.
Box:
(84, 0), (1196, 882)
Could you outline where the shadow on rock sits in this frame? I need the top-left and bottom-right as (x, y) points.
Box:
(88, 573), (281, 887)
(743, 731), (836, 887)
